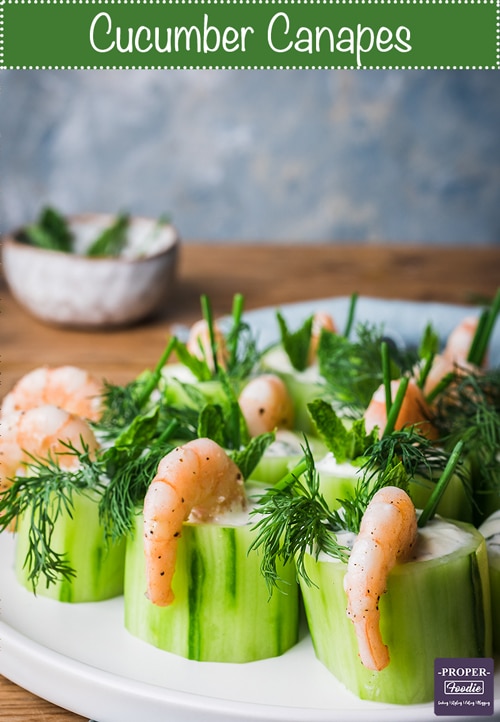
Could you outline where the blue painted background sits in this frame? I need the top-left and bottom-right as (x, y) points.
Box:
(1, 70), (499, 244)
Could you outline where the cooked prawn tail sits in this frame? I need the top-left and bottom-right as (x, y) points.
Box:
(343, 486), (418, 671)
(143, 438), (245, 607)
(238, 374), (294, 437)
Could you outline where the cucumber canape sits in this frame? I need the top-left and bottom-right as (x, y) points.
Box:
(14, 489), (126, 602)
(124, 496), (299, 662)
(300, 515), (492, 704)
(479, 509), (500, 652)
(251, 429), (327, 487)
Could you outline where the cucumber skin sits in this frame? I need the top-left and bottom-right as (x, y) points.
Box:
(251, 433), (328, 487)
(489, 564), (500, 652)
(124, 513), (299, 662)
(317, 463), (473, 523)
(14, 491), (126, 603)
(300, 520), (492, 705)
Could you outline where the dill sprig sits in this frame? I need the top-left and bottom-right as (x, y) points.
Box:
(361, 426), (465, 490)
(249, 442), (349, 592)
(317, 322), (411, 413)
(0, 442), (104, 589)
(96, 337), (177, 440)
(98, 438), (175, 541)
(434, 369), (500, 500)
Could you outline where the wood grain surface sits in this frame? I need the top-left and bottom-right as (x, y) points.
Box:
(1, 242), (499, 721)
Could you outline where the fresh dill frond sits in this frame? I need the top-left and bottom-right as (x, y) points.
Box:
(249, 442), (348, 592)
(96, 337), (177, 440)
(434, 369), (500, 499)
(360, 427), (462, 490)
(0, 443), (104, 589)
(98, 439), (174, 541)
(317, 322), (403, 412)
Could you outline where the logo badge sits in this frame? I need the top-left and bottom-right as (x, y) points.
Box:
(435, 658), (494, 716)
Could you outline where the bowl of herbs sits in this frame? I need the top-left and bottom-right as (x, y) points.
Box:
(1, 208), (180, 329)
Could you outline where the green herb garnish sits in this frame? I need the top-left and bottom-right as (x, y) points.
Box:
(467, 288), (500, 367)
(173, 294), (260, 383)
(0, 442), (103, 588)
(19, 206), (73, 252)
(86, 213), (129, 257)
(317, 322), (402, 413)
(276, 311), (314, 372)
(307, 398), (377, 463)
(249, 441), (349, 591)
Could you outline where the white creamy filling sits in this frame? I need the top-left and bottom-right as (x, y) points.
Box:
(188, 482), (266, 528)
(263, 346), (322, 382)
(315, 452), (361, 478)
(479, 510), (500, 561)
(264, 430), (304, 457)
(161, 363), (197, 384)
(321, 517), (472, 564)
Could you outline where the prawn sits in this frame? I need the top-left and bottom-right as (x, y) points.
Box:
(1, 365), (102, 422)
(363, 378), (439, 440)
(422, 316), (479, 397)
(0, 404), (98, 493)
(343, 486), (418, 671)
(443, 316), (479, 364)
(308, 311), (337, 365)
(143, 438), (245, 606)
(186, 319), (229, 371)
(238, 374), (295, 437)
(307, 311), (338, 366)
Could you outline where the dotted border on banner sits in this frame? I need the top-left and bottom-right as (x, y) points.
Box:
(0, 0), (498, 70)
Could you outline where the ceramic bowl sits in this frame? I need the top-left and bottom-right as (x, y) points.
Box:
(1, 213), (180, 329)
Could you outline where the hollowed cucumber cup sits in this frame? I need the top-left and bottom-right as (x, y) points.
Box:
(300, 518), (492, 704)
(15, 490), (126, 603)
(124, 510), (299, 662)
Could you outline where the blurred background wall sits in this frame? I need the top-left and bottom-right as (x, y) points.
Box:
(1, 69), (499, 245)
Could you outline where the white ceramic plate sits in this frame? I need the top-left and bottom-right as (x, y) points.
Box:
(1, 297), (499, 722)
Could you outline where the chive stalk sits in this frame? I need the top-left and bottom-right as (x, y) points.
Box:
(343, 292), (358, 338)
(418, 440), (465, 528)
(200, 294), (219, 375)
(382, 376), (409, 437)
(136, 336), (177, 409)
(425, 370), (455, 404)
(417, 352), (435, 390)
(381, 341), (392, 415)
(467, 288), (500, 367)
(228, 293), (245, 368)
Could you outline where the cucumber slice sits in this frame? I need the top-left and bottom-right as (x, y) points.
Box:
(161, 366), (233, 408)
(410, 461), (473, 523)
(315, 453), (473, 523)
(260, 346), (326, 433)
(14, 490), (126, 603)
(479, 510), (500, 652)
(124, 505), (299, 662)
(315, 454), (363, 510)
(251, 430), (328, 486)
(300, 517), (492, 704)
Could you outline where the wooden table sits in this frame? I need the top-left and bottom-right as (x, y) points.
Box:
(1, 242), (499, 722)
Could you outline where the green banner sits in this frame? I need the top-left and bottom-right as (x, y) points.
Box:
(0, 0), (498, 70)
